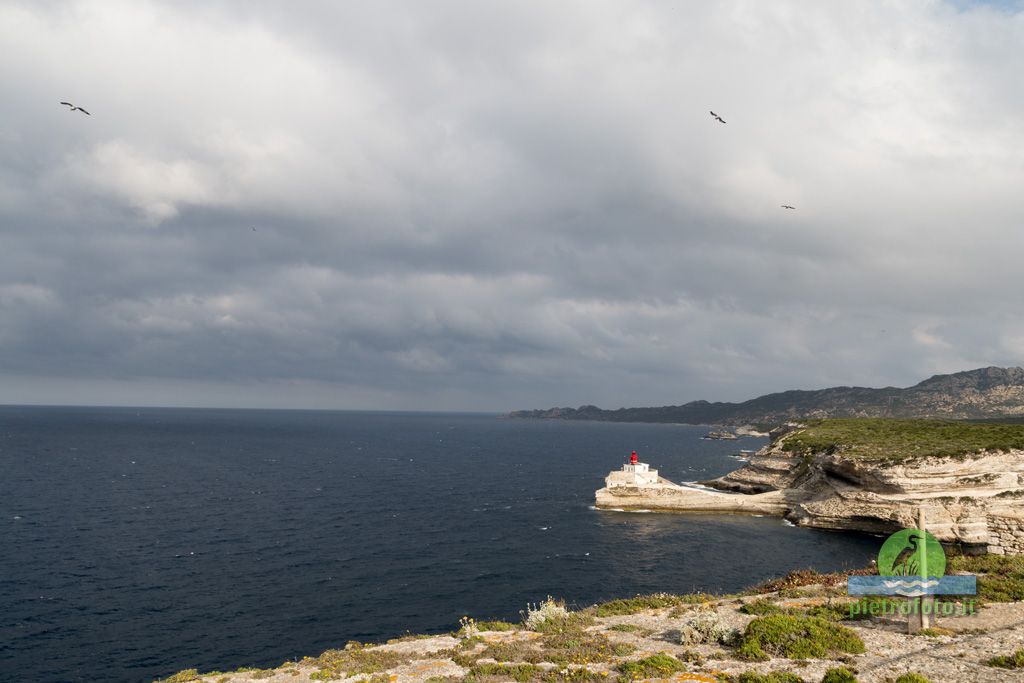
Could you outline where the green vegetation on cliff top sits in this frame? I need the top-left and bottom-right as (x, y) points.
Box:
(779, 418), (1024, 461)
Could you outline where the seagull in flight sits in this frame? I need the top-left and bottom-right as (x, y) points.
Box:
(60, 101), (91, 115)
(781, 205), (796, 210)
(709, 110), (726, 124)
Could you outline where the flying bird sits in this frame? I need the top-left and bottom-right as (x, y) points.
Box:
(781, 205), (796, 210)
(709, 110), (726, 124)
(60, 101), (90, 115)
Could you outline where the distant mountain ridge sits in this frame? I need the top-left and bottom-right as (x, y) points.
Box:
(508, 366), (1024, 426)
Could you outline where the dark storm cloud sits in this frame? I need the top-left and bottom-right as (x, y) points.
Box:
(1, 0), (1023, 410)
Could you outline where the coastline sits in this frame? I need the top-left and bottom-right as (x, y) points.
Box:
(154, 557), (1024, 683)
(594, 419), (1024, 556)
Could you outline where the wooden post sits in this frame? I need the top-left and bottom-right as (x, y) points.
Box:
(908, 506), (933, 633)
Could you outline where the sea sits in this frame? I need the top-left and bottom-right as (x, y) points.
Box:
(0, 407), (880, 682)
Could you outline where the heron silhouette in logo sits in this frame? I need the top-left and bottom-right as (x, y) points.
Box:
(892, 533), (925, 576)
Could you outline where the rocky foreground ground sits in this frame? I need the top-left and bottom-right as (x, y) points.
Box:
(156, 559), (1024, 683)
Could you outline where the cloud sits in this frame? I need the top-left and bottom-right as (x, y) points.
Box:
(0, 0), (1023, 410)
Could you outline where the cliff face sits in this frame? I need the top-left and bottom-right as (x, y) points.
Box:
(595, 420), (1024, 555)
(704, 436), (1024, 554)
(512, 366), (1024, 426)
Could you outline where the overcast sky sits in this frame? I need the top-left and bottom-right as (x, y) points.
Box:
(1, 0), (1023, 411)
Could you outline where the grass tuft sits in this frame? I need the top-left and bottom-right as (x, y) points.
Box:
(987, 648), (1024, 669)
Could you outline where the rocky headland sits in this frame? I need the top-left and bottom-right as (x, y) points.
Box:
(595, 419), (1024, 556)
(511, 366), (1024, 426)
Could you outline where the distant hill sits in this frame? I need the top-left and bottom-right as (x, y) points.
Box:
(508, 366), (1024, 427)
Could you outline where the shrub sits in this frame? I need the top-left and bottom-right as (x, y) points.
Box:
(893, 674), (933, 683)
(948, 553), (1024, 602)
(737, 615), (865, 661)
(740, 600), (785, 616)
(522, 598), (594, 633)
(737, 671), (806, 683)
(746, 568), (872, 595)
(467, 663), (542, 682)
(302, 646), (408, 679)
(476, 620), (519, 632)
(539, 627), (628, 665)
(987, 648), (1024, 669)
(155, 670), (200, 683)
(819, 668), (857, 683)
(459, 616), (479, 637)
(541, 668), (606, 683)
(595, 593), (686, 616)
(677, 610), (740, 646)
(617, 654), (687, 680)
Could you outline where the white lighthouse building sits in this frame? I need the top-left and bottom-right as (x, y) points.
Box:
(604, 451), (663, 488)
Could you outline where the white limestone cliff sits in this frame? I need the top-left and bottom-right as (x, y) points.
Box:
(595, 438), (1024, 554)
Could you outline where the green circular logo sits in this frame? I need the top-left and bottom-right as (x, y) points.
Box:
(878, 528), (945, 578)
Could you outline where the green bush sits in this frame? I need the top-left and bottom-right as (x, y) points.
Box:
(819, 668), (857, 683)
(740, 599), (785, 616)
(737, 671), (806, 683)
(617, 654), (687, 680)
(475, 620), (519, 631)
(893, 673), (933, 683)
(595, 593), (707, 616)
(737, 615), (865, 661)
(948, 554), (1024, 602)
(987, 648), (1024, 669)
(154, 670), (200, 683)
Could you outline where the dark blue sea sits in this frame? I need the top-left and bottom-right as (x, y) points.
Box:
(0, 407), (879, 682)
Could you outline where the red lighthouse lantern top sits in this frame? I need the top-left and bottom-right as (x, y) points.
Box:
(630, 450), (638, 464)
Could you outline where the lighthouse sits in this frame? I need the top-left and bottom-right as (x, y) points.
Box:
(605, 450), (660, 488)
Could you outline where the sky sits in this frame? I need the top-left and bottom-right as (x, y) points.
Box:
(1, 0), (1023, 411)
